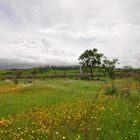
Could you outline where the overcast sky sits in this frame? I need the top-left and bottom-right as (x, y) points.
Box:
(0, 0), (140, 68)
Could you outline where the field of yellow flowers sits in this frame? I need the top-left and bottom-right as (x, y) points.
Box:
(0, 78), (140, 140)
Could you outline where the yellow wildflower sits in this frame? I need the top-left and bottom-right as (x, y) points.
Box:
(97, 128), (102, 131)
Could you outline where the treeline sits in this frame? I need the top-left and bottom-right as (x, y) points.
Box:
(0, 48), (140, 81)
(0, 65), (140, 80)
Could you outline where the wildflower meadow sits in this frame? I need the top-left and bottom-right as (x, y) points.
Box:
(0, 78), (140, 140)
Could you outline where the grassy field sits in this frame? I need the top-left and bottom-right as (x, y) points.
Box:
(0, 78), (140, 140)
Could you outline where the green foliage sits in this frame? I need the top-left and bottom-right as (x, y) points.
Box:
(123, 65), (133, 73)
(31, 70), (37, 77)
(13, 79), (19, 85)
(104, 83), (118, 95)
(103, 58), (119, 79)
(79, 48), (103, 79)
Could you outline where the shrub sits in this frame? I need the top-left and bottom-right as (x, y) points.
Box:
(104, 83), (118, 95)
(14, 79), (19, 85)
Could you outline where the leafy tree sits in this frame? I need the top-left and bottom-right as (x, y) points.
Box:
(123, 65), (133, 73)
(103, 58), (119, 79)
(79, 49), (103, 80)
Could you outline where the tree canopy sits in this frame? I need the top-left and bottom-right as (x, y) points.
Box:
(103, 58), (119, 79)
(79, 49), (103, 79)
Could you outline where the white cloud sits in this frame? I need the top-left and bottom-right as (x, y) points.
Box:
(0, 0), (140, 68)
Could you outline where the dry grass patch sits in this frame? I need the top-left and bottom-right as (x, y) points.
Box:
(0, 84), (23, 94)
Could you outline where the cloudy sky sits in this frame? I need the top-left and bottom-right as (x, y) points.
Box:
(0, 0), (140, 68)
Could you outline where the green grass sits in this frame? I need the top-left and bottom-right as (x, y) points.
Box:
(0, 78), (140, 140)
(0, 79), (102, 117)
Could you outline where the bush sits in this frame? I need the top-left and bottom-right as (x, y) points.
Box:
(14, 79), (19, 85)
(104, 83), (118, 95)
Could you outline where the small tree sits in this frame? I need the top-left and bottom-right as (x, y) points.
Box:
(79, 49), (103, 80)
(123, 65), (133, 73)
(103, 58), (119, 79)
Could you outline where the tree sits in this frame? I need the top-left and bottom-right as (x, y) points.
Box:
(103, 58), (119, 79)
(78, 49), (103, 80)
(123, 65), (133, 73)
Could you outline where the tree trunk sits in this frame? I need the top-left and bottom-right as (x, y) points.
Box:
(90, 67), (93, 80)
